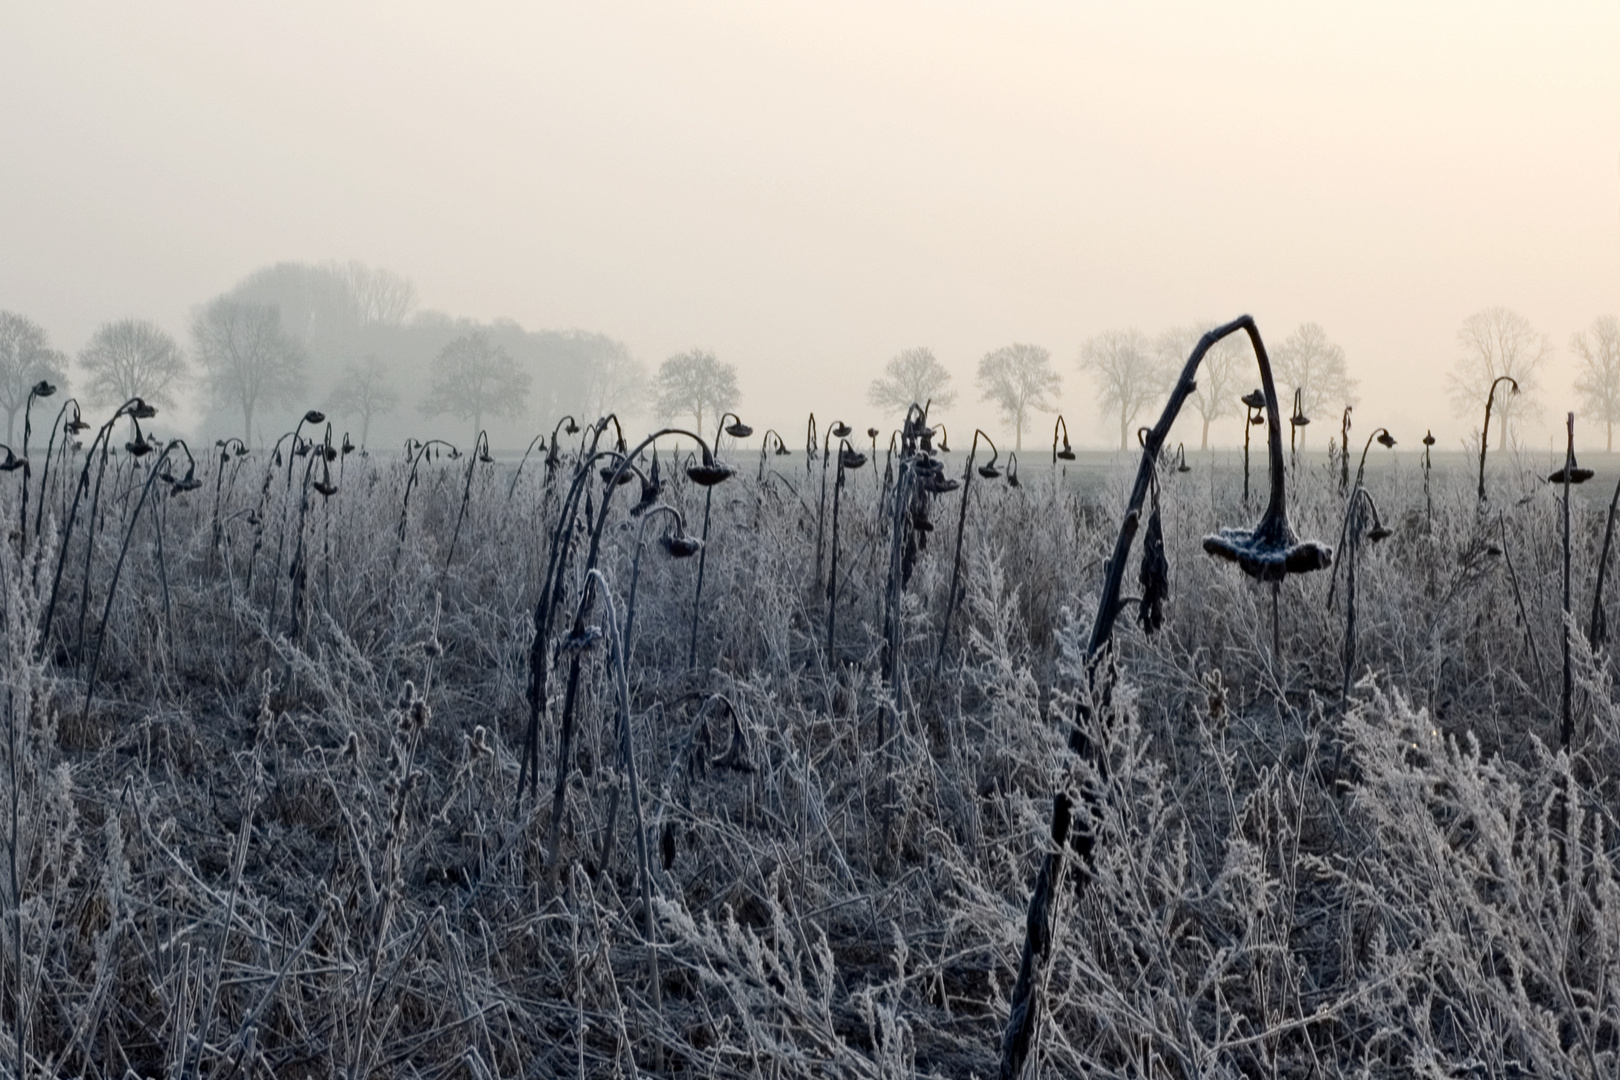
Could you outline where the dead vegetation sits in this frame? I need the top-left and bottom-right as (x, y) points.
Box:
(2, 380), (1620, 1078)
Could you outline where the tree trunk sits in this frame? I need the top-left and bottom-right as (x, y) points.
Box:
(1497, 411), (1508, 456)
(243, 400), (255, 447)
(1015, 414), (1022, 453)
(361, 411), (372, 450)
(1608, 418), (1612, 452)
(1119, 409), (1128, 451)
(1201, 415), (1210, 451)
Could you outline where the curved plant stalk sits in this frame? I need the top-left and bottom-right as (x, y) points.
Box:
(245, 427), (303, 598)
(82, 439), (196, 720)
(583, 567), (662, 1064)
(1328, 428), (1396, 607)
(1477, 375), (1520, 506)
(507, 429), (547, 498)
(287, 426), (336, 640)
(622, 504), (689, 671)
(78, 415), (147, 653)
(757, 428), (788, 481)
(42, 400), (88, 545)
(31, 396), (81, 541)
(1422, 430), (1436, 531)
(445, 429), (493, 571)
(518, 431), (614, 806)
(210, 437), (248, 556)
(687, 483), (716, 671)
(814, 420), (843, 590)
(1051, 414), (1074, 465)
(1339, 406), (1353, 494)
(265, 411), (327, 624)
(17, 381), (55, 544)
(883, 462), (915, 694)
(825, 438), (868, 669)
(878, 429), (899, 526)
(936, 429), (997, 678)
(1337, 486), (1390, 702)
(39, 397), (152, 656)
(16, 380), (55, 554)
(1557, 412), (1579, 747)
(882, 403), (943, 693)
(1001, 314), (1330, 1080)
(517, 428), (700, 795)
(684, 414), (749, 671)
(1353, 426), (1396, 488)
(1288, 387), (1309, 474)
(1590, 474), (1620, 649)
(535, 427), (718, 867)
(868, 426), (882, 496)
(1240, 389), (1264, 507)
(392, 438), (458, 572)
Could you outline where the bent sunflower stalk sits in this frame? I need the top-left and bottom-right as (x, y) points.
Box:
(999, 314), (1332, 1080)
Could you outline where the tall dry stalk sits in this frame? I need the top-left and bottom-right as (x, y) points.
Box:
(1002, 314), (1331, 1080)
(1476, 374), (1519, 506)
(937, 429), (999, 678)
(825, 438), (866, 669)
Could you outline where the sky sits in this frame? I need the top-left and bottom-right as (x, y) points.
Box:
(2, 2), (1618, 451)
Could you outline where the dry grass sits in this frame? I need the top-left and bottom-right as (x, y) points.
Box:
(0, 427), (1617, 1078)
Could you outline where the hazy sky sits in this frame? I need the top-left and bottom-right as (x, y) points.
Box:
(3, 2), (1617, 450)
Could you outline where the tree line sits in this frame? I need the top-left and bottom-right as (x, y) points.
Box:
(0, 261), (647, 449)
(861, 308), (1620, 452)
(2, 270), (1616, 452)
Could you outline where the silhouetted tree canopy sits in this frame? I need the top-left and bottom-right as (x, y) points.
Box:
(1274, 323), (1357, 443)
(1447, 308), (1545, 450)
(328, 355), (400, 448)
(420, 331), (532, 436)
(978, 343), (1060, 452)
(0, 311), (68, 444)
(1573, 315), (1620, 451)
(79, 318), (188, 410)
(1153, 323), (1248, 450)
(654, 349), (738, 434)
(192, 298), (307, 444)
(868, 347), (956, 416)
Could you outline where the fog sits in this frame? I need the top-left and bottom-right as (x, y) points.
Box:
(2, 2), (1617, 451)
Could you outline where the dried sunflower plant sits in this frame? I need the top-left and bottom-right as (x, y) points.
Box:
(0, 341), (1617, 1079)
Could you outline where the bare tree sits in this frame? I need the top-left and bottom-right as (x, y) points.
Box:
(420, 331), (532, 435)
(1448, 307), (1549, 450)
(1573, 315), (1620, 451)
(1154, 324), (1247, 450)
(192, 299), (307, 445)
(336, 261), (417, 326)
(976, 344), (1059, 452)
(1079, 330), (1161, 451)
(868, 347), (957, 415)
(328, 355), (400, 448)
(0, 312), (67, 443)
(78, 318), (188, 410)
(580, 337), (647, 419)
(653, 349), (739, 434)
(1273, 323), (1357, 443)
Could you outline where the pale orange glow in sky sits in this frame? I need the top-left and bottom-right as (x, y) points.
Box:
(2, 2), (1617, 450)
